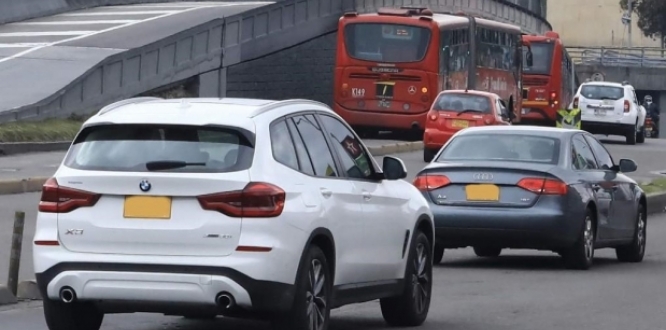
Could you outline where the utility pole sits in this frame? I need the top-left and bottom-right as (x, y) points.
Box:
(627, 0), (633, 47)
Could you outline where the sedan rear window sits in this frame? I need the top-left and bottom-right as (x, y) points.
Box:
(64, 124), (254, 173)
(432, 93), (492, 113)
(437, 134), (560, 164)
(580, 85), (624, 100)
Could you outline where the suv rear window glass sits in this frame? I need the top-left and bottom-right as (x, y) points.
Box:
(437, 134), (560, 164)
(432, 93), (491, 113)
(580, 85), (624, 100)
(64, 124), (254, 173)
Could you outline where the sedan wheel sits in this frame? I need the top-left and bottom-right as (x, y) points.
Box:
(616, 204), (647, 262)
(563, 210), (595, 270)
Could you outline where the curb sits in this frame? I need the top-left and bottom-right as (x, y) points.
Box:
(16, 280), (42, 300)
(0, 142), (70, 156)
(0, 285), (17, 305)
(0, 177), (49, 195)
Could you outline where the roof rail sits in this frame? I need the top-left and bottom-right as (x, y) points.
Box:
(250, 99), (331, 118)
(97, 97), (163, 116)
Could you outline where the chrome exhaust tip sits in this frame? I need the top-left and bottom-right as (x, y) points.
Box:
(215, 292), (235, 309)
(60, 287), (76, 303)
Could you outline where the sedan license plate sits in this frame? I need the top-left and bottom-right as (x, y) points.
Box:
(465, 184), (500, 202)
(452, 119), (469, 128)
(124, 196), (172, 219)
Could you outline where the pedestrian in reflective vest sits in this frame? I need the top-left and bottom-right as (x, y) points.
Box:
(556, 107), (582, 129)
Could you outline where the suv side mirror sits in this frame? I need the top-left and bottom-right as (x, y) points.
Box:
(618, 159), (637, 173)
(383, 156), (407, 180)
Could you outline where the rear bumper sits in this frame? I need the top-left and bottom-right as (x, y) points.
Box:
(581, 121), (634, 135)
(423, 128), (454, 150)
(35, 262), (295, 314)
(521, 106), (556, 123)
(333, 102), (426, 131)
(431, 203), (580, 250)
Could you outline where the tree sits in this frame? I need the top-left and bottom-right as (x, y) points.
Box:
(619, 0), (666, 47)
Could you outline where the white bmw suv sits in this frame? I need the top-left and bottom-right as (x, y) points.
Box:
(574, 81), (647, 145)
(32, 97), (434, 330)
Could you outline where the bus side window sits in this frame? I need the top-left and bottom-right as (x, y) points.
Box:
(440, 30), (451, 75)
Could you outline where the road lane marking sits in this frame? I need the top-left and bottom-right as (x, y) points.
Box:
(59, 11), (179, 16)
(0, 43), (48, 47)
(0, 31), (96, 37)
(13, 20), (139, 25)
(0, 3), (266, 64)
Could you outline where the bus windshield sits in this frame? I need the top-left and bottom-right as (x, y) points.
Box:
(343, 23), (431, 63)
(523, 42), (554, 75)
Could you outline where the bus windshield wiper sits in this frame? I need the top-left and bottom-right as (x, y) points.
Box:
(145, 160), (206, 171)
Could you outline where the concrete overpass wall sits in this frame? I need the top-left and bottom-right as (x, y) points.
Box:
(0, 0), (553, 122)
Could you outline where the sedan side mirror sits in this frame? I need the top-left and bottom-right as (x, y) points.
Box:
(383, 156), (407, 180)
(618, 158), (637, 173)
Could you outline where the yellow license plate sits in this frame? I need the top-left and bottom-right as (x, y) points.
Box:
(123, 196), (172, 219)
(465, 184), (500, 202)
(452, 119), (469, 128)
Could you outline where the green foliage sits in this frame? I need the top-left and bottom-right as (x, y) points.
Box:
(619, 0), (666, 40)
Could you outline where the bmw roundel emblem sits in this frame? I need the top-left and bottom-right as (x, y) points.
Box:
(139, 179), (151, 192)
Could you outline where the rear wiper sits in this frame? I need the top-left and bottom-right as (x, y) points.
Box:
(145, 160), (206, 171)
(599, 97), (617, 100)
(457, 109), (483, 116)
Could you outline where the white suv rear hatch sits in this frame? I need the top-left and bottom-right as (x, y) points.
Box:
(43, 124), (255, 257)
(578, 84), (628, 121)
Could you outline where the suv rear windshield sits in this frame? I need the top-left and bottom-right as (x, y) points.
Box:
(580, 85), (624, 100)
(64, 124), (254, 173)
(432, 93), (492, 113)
(437, 134), (560, 164)
(344, 23), (431, 63)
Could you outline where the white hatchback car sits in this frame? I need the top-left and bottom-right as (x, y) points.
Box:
(33, 97), (434, 330)
(574, 81), (647, 145)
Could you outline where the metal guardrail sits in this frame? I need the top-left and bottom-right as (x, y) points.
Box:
(568, 46), (666, 68)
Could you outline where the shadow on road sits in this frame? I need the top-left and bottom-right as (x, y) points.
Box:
(438, 255), (621, 271)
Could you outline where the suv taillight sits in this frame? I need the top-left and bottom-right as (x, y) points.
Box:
(624, 100), (631, 113)
(197, 182), (286, 217)
(39, 178), (101, 213)
(573, 97), (579, 109)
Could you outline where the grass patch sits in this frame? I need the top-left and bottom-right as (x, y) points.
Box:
(640, 177), (666, 194)
(0, 118), (84, 143)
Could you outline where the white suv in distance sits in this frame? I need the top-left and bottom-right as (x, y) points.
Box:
(33, 97), (434, 330)
(574, 81), (646, 145)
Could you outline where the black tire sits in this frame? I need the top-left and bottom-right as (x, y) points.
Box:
(616, 204), (647, 262)
(380, 231), (432, 327)
(423, 148), (436, 162)
(473, 246), (502, 258)
(626, 125), (637, 145)
(43, 299), (104, 330)
(433, 243), (445, 265)
(563, 209), (595, 270)
(637, 126), (645, 143)
(272, 245), (331, 330)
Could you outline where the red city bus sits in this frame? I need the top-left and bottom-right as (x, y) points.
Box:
(334, 6), (533, 137)
(520, 31), (576, 126)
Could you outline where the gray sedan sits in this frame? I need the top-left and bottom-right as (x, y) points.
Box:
(414, 126), (647, 270)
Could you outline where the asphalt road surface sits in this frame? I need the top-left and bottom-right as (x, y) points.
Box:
(1, 214), (665, 329)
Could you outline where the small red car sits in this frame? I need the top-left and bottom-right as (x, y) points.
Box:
(423, 90), (512, 162)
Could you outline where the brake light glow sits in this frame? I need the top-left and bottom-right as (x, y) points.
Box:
(428, 111), (438, 121)
(517, 178), (567, 195)
(573, 97), (579, 108)
(197, 182), (286, 217)
(38, 178), (101, 213)
(413, 174), (450, 191)
(483, 115), (494, 125)
(624, 100), (630, 113)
